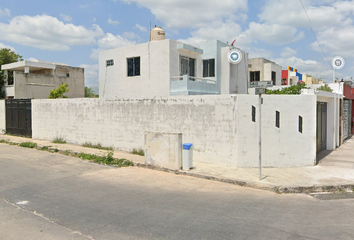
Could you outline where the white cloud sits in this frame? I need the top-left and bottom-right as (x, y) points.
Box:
(273, 56), (332, 82)
(123, 31), (139, 39)
(281, 47), (297, 58)
(97, 33), (136, 49)
(91, 33), (136, 60)
(0, 7), (10, 17)
(258, 0), (354, 31)
(108, 18), (119, 25)
(113, 0), (248, 29)
(0, 15), (104, 51)
(0, 42), (15, 51)
(249, 48), (273, 59)
(79, 63), (99, 88)
(178, 21), (242, 47)
(60, 13), (73, 22)
(135, 23), (147, 32)
(80, 4), (89, 8)
(27, 57), (39, 62)
(311, 25), (354, 58)
(90, 49), (100, 61)
(238, 23), (305, 46)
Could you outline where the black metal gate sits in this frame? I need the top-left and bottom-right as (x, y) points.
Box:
(5, 99), (32, 138)
(316, 102), (327, 153)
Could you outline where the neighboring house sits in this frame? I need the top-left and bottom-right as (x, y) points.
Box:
(327, 82), (354, 139)
(1, 60), (85, 99)
(248, 58), (282, 86)
(99, 27), (249, 98)
(301, 88), (343, 153)
(282, 66), (303, 85)
(302, 74), (324, 85)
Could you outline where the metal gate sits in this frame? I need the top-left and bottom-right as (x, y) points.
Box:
(316, 102), (327, 153)
(343, 100), (352, 140)
(5, 99), (32, 138)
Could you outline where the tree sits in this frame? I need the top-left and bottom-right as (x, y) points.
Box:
(85, 87), (98, 98)
(0, 48), (23, 99)
(49, 84), (70, 99)
(265, 81), (308, 95)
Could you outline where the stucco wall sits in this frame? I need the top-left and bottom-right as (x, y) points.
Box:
(0, 100), (5, 134)
(99, 40), (173, 98)
(13, 66), (84, 99)
(220, 48), (248, 94)
(32, 95), (317, 168)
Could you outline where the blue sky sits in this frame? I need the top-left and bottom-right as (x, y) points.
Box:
(0, 0), (353, 93)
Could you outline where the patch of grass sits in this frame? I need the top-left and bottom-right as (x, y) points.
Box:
(38, 145), (52, 151)
(62, 150), (73, 156)
(79, 152), (106, 162)
(52, 137), (67, 144)
(19, 142), (37, 148)
(0, 139), (6, 143)
(49, 148), (59, 153)
(82, 142), (113, 151)
(78, 151), (134, 167)
(131, 148), (144, 156)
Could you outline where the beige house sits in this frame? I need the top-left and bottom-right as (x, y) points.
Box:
(302, 74), (324, 85)
(248, 58), (282, 86)
(1, 60), (84, 99)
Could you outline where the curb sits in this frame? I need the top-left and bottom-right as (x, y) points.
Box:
(136, 163), (354, 194)
(2, 137), (354, 195)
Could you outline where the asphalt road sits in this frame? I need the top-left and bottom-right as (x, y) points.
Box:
(1, 143), (354, 240)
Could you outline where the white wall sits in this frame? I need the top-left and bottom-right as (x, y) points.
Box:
(32, 95), (317, 168)
(303, 89), (342, 150)
(237, 95), (317, 167)
(220, 47), (248, 94)
(0, 100), (5, 134)
(99, 40), (173, 99)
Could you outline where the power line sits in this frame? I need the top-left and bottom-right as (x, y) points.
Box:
(298, 0), (332, 68)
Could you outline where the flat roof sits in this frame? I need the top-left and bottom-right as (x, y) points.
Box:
(1, 60), (68, 71)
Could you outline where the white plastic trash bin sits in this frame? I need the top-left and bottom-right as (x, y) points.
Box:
(182, 143), (193, 170)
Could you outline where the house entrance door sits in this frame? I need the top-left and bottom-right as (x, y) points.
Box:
(316, 102), (327, 153)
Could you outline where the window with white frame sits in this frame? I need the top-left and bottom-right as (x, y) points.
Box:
(127, 57), (140, 77)
(106, 59), (114, 67)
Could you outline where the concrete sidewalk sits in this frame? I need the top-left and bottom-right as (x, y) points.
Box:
(1, 134), (354, 194)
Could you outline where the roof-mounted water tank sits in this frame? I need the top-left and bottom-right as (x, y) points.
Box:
(150, 26), (166, 41)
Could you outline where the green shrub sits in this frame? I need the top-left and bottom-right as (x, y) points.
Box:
(49, 84), (70, 99)
(52, 137), (67, 144)
(78, 152), (134, 167)
(265, 81), (308, 95)
(19, 142), (37, 148)
(82, 142), (113, 151)
(131, 148), (144, 156)
(316, 85), (333, 92)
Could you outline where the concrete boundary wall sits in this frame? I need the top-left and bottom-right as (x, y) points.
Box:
(32, 95), (317, 168)
(145, 132), (182, 170)
(0, 100), (5, 134)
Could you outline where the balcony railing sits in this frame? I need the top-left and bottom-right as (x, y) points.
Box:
(171, 75), (216, 84)
(170, 75), (218, 95)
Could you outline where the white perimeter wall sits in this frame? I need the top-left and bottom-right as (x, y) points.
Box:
(0, 100), (5, 134)
(32, 94), (317, 168)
